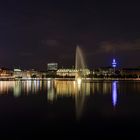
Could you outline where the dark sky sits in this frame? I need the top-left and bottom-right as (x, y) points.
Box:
(0, 0), (140, 70)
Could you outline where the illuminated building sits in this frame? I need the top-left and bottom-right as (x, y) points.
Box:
(57, 68), (90, 77)
(57, 69), (78, 77)
(14, 69), (43, 79)
(112, 58), (117, 73)
(121, 68), (140, 78)
(0, 68), (13, 78)
(13, 69), (22, 78)
(112, 58), (117, 68)
(93, 67), (114, 76)
(47, 63), (58, 71)
(23, 69), (42, 79)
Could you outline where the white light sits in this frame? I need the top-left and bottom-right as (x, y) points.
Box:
(47, 80), (51, 89)
(77, 78), (82, 85)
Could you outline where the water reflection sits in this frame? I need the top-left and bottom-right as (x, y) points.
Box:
(0, 80), (118, 96)
(75, 81), (87, 120)
(53, 80), (89, 119)
(47, 80), (55, 102)
(0, 81), (14, 94)
(112, 81), (118, 107)
(13, 81), (21, 97)
(0, 79), (140, 119)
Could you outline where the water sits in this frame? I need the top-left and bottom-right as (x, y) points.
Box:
(0, 80), (140, 138)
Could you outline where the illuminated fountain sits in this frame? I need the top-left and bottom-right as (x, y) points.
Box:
(75, 45), (86, 79)
(75, 45), (87, 119)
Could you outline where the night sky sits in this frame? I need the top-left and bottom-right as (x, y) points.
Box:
(1, 0), (140, 70)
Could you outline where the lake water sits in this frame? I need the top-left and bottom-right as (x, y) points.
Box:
(0, 80), (140, 138)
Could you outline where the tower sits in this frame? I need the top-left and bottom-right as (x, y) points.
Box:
(112, 58), (117, 73)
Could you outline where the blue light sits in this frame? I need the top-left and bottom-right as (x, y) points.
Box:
(112, 58), (117, 68)
(112, 81), (117, 107)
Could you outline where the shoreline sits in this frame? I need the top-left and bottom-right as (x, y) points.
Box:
(0, 77), (140, 81)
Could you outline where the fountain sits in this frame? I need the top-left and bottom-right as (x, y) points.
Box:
(75, 45), (87, 120)
(75, 46), (86, 79)
(75, 46), (86, 70)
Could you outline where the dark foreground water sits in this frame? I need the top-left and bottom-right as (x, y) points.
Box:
(0, 80), (140, 139)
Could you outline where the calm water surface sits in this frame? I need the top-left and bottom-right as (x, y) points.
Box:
(0, 80), (140, 138)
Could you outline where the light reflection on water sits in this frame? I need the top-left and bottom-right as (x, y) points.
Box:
(0, 80), (117, 97)
(0, 80), (117, 118)
(1, 80), (140, 119)
(112, 81), (118, 107)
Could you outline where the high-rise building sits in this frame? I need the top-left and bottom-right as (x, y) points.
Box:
(47, 63), (58, 71)
(13, 68), (22, 78)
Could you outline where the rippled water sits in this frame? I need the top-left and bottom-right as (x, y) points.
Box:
(0, 79), (140, 138)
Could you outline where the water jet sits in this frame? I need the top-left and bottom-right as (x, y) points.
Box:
(75, 45), (87, 80)
(75, 45), (87, 120)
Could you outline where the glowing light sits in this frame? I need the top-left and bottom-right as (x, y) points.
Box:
(47, 80), (51, 89)
(112, 81), (117, 107)
(13, 81), (21, 97)
(0, 81), (14, 94)
(112, 58), (117, 68)
(26, 81), (31, 94)
(14, 69), (22, 72)
(77, 78), (82, 85)
(47, 80), (55, 102)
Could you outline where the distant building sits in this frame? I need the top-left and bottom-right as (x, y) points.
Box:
(57, 69), (78, 77)
(112, 58), (117, 68)
(93, 67), (114, 76)
(121, 68), (140, 77)
(57, 68), (90, 77)
(13, 69), (22, 78)
(0, 68), (13, 78)
(47, 63), (58, 71)
(13, 69), (43, 79)
(112, 58), (117, 73)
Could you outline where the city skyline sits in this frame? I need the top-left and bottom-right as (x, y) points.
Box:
(0, 1), (140, 69)
(1, 1), (140, 138)
(1, 57), (140, 71)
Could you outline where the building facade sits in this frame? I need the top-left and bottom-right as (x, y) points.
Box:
(47, 63), (58, 71)
(57, 68), (90, 77)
